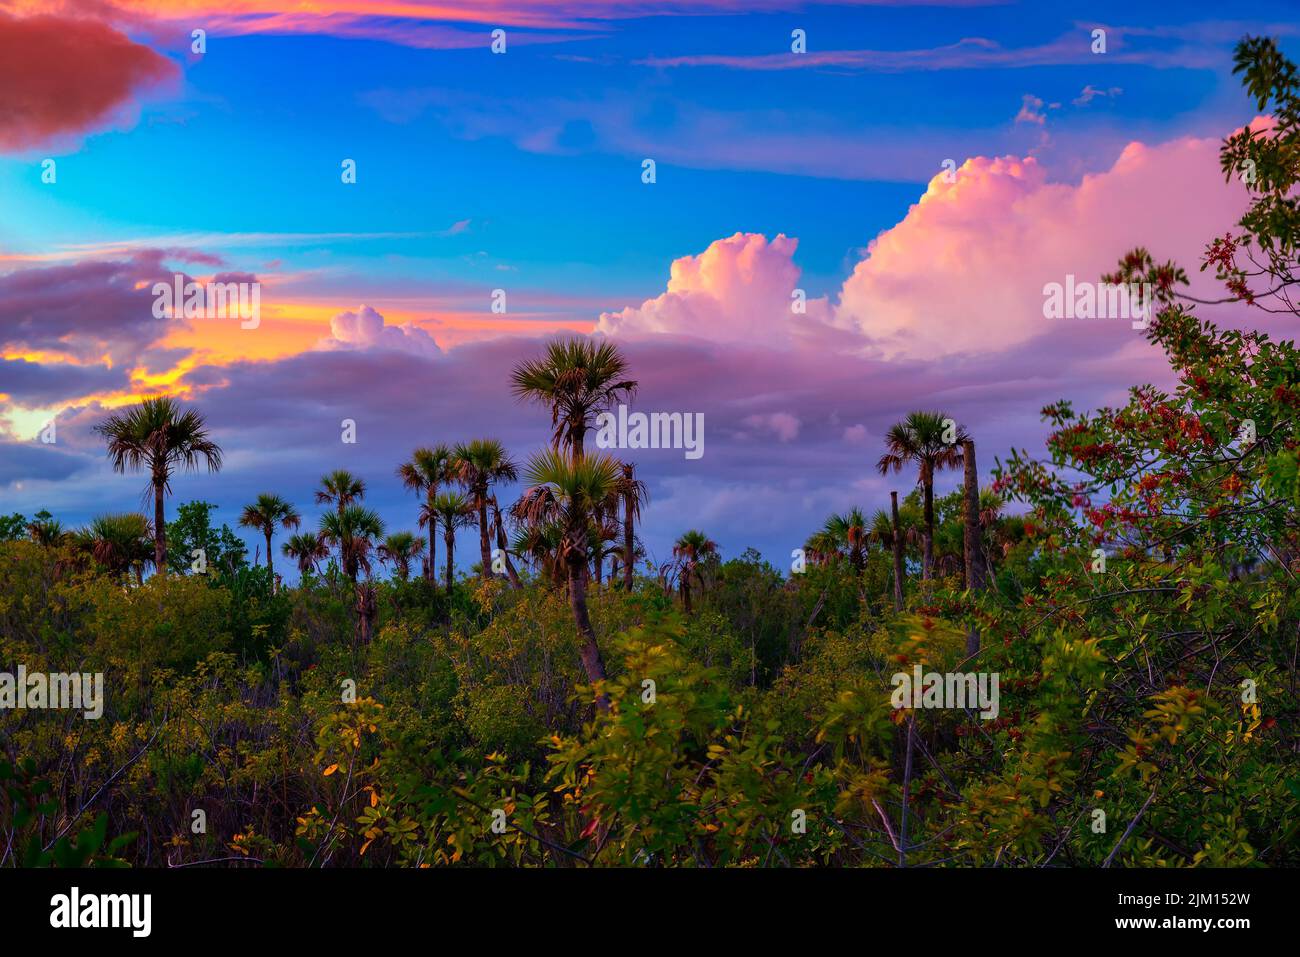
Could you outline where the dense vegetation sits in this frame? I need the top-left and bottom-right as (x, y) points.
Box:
(2, 37), (1299, 869)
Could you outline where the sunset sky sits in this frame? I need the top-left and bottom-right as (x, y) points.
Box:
(1, 0), (1296, 575)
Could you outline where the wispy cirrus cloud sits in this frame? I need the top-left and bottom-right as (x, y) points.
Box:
(634, 26), (1253, 72)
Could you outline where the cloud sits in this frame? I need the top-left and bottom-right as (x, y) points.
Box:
(318, 305), (442, 357)
(596, 232), (829, 343)
(742, 412), (801, 442)
(0, 441), (91, 488)
(1015, 94), (1046, 125)
(0, 254), (176, 365)
(635, 29), (1231, 72)
(0, 10), (177, 151)
(1073, 85), (1123, 106)
(0, 357), (128, 404)
(831, 132), (1253, 360)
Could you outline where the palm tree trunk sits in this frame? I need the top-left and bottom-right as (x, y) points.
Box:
(681, 566), (694, 615)
(623, 493), (635, 591)
(444, 527), (455, 594)
(152, 476), (167, 574)
(922, 475), (935, 581)
(891, 490), (905, 612)
(492, 509), (522, 589)
(567, 557), (608, 710)
(426, 491), (437, 584)
(961, 439), (986, 657)
(264, 530), (274, 584)
(477, 488), (491, 579)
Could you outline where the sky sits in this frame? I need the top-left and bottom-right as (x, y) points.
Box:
(1, 0), (1298, 578)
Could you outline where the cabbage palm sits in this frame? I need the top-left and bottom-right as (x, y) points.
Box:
(453, 439), (518, 580)
(94, 396), (222, 573)
(488, 495), (522, 588)
(319, 505), (384, 583)
(397, 444), (453, 584)
(430, 491), (474, 594)
(315, 470), (366, 576)
(672, 529), (718, 615)
(612, 462), (649, 590)
(282, 531), (329, 576)
(876, 411), (968, 580)
(516, 449), (622, 698)
(77, 513), (154, 582)
(510, 338), (638, 459)
(510, 519), (565, 587)
(239, 493), (300, 584)
(26, 510), (67, 548)
(824, 507), (868, 571)
(379, 531), (425, 581)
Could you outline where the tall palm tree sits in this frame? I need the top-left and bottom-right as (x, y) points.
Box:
(379, 531), (425, 581)
(510, 339), (638, 459)
(397, 444), (453, 584)
(76, 513), (154, 582)
(672, 529), (718, 615)
(239, 493), (300, 584)
(282, 531), (329, 577)
(315, 470), (366, 576)
(452, 439), (518, 580)
(612, 462), (648, 590)
(430, 491), (474, 594)
(876, 411), (968, 580)
(319, 504), (384, 583)
(516, 449), (622, 699)
(94, 397), (222, 574)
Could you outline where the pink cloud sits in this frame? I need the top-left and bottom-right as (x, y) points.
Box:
(742, 411), (801, 442)
(596, 232), (829, 343)
(832, 132), (1254, 359)
(319, 304), (442, 357)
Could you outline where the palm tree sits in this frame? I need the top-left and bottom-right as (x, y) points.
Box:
(510, 519), (565, 587)
(488, 495), (523, 588)
(452, 439), (518, 580)
(282, 531), (329, 577)
(319, 504), (384, 583)
(672, 529), (718, 615)
(397, 444), (453, 584)
(510, 339), (638, 459)
(379, 531), (425, 581)
(803, 528), (841, 567)
(26, 510), (67, 547)
(239, 493), (300, 585)
(876, 411), (968, 580)
(824, 507), (868, 572)
(516, 449), (622, 699)
(94, 397), (222, 573)
(430, 491), (474, 594)
(77, 513), (154, 582)
(612, 462), (649, 590)
(315, 470), (366, 576)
